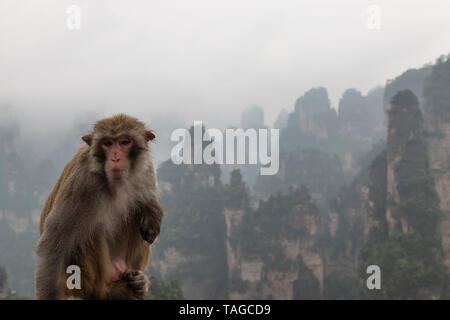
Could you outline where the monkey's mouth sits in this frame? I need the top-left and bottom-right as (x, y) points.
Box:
(110, 169), (124, 179)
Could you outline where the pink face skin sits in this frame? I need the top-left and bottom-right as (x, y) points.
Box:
(100, 135), (133, 180)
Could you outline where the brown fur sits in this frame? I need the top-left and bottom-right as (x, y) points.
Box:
(35, 114), (164, 300)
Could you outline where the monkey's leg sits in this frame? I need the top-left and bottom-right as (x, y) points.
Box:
(107, 270), (149, 300)
(62, 249), (109, 299)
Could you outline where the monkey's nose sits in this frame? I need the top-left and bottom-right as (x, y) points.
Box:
(111, 154), (121, 162)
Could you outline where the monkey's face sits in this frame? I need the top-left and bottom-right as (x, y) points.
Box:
(100, 135), (133, 181)
(82, 114), (156, 181)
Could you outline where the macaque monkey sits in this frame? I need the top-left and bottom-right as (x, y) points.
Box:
(35, 114), (164, 299)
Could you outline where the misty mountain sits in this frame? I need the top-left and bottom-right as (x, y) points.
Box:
(1, 54), (450, 299)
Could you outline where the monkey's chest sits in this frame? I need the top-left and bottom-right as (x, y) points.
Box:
(104, 226), (131, 282)
(97, 201), (137, 282)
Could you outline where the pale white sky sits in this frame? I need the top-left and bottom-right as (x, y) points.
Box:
(0, 0), (449, 134)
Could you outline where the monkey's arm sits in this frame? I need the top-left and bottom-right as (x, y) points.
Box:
(138, 196), (164, 244)
(36, 172), (93, 299)
(36, 151), (90, 299)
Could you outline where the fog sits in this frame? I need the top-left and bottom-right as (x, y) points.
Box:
(0, 0), (449, 146)
(2, 1), (450, 300)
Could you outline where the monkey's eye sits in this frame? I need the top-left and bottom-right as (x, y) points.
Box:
(120, 139), (131, 146)
(103, 140), (113, 147)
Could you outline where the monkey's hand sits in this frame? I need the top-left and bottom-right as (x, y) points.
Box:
(140, 224), (160, 244)
(139, 200), (163, 244)
(122, 270), (149, 300)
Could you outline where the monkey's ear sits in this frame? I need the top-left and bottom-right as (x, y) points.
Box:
(82, 133), (93, 146)
(145, 130), (155, 141)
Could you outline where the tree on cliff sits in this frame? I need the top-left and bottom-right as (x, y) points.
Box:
(424, 54), (450, 118)
(359, 90), (448, 299)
